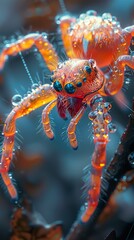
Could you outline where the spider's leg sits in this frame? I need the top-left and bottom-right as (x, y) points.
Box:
(67, 105), (86, 149)
(42, 99), (57, 140)
(81, 94), (112, 222)
(0, 84), (57, 198)
(102, 55), (134, 96)
(0, 33), (59, 71)
(123, 25), (134, 38)
(59, 16), (76, 58)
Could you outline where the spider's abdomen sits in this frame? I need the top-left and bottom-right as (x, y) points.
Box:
(69, 12), (122, 67)
(52, 59), (105, 99)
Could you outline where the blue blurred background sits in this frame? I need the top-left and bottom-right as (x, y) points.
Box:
(0, 0), (134, 239)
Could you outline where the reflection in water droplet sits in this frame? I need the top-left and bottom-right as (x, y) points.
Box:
(31, 83), (39, 91)
(12, 94), (22, 106)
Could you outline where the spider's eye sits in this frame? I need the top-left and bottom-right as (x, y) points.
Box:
(53, 81), (62, 92)
(76, 82), (82, 87)
(84, 65), (92, 74)
(83, 77), (87, 82)
(64, 83), (76, 94)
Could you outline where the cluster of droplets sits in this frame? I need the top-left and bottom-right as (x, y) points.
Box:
(88, 95), (116, 141)
(101, 12), (121, 33)
(69, 10), (121, 45)
(11, 83), (40, 107)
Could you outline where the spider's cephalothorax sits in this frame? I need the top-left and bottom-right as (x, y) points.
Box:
(52, 59), (105, 98)
(0, 10), (134, 224)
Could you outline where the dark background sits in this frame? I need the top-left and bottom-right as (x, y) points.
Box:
(0, 0), (134, 239)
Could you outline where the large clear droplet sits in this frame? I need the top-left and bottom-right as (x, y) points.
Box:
(12, 94), (22, 106)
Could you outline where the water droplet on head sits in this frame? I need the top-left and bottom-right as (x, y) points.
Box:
(12, 94), (22, 106)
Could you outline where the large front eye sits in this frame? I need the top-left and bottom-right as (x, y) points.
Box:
(53, 81), (62, 92)
(64, 83), (76, 94)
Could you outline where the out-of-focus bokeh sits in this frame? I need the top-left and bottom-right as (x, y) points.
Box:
(0, 1), (134, 239)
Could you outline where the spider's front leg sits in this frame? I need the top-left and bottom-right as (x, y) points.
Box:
(81, 94), (114, 222)
(103, 55), (134, 96)
(0, 33), (59, 71)
(0, 84), (57, 199)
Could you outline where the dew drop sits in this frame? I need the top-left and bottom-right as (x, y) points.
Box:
(27, 91), (31, 95)
(86, 10), (97, 16)
(102, 13), (112, 21)
(31, 83), (39, 91)
(108, 123), (117, 133)
(125, 77), (131, 85)
(55, 14), (61, 24)
(131, 51), (134, 56)
(128, 152), (134, 166)
(12, 94), (22, 106)
(104, 113), (112, 123)
(88, 111), (97, 120)
(55, 14), (69, 24)
(9, 173), (12, 179)
(104, 102), (112, 111)
(112, 16), (117, 22)
(79, 13), (86, 20)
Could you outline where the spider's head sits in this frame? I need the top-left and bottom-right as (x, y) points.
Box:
(51, 59), (105, 98)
